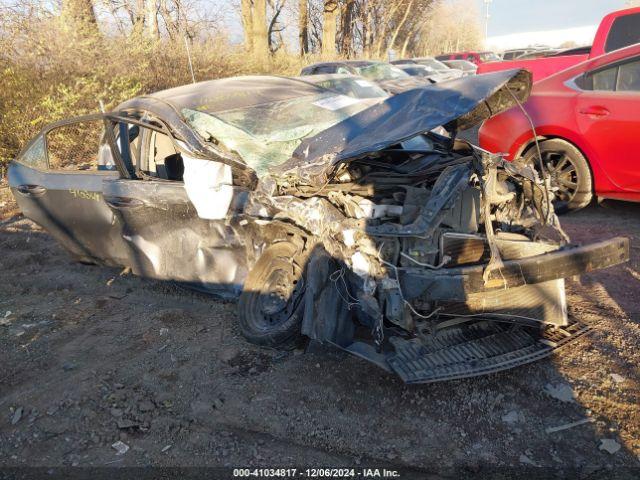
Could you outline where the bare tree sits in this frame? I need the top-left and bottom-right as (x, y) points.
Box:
(241, 0), (269, 55)
(62, 0), (99, 32)
(299, 0), (309, 55)
(321, 0), (338, 55)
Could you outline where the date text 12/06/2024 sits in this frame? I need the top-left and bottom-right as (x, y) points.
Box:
(233, 468), (401, 478)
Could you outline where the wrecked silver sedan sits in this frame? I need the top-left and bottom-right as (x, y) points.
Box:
(8, 71), (629, 383)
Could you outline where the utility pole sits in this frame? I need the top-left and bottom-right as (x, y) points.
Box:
(484, 0), (492, 43)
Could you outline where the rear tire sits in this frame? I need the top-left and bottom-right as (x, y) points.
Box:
(523, 139), (593, 214)
(238, 242), (306, 350)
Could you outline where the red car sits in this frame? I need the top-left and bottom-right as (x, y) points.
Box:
(435, 51), (500, 65)
(479, 43), (640, 212)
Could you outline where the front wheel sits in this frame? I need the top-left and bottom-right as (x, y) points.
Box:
(523, 139), (593, 214)
(238, 242), (306, 350)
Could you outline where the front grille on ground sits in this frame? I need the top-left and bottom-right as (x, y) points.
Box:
(387, 319), (590, 383)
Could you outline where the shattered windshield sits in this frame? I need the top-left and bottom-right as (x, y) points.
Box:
(354, 63), (410, 81)
(182, 93), (376, 176)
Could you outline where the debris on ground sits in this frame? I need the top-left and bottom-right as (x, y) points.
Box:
(10, 407), (23, 425)
(501, 410), (519, 424)
(544, 382), (576, 403)
(599, 439), (622, 455)
(161, 445), (172, 453)
(545, 418), (594, 434)
(111, 441), (130, 456)
(519, 454), (538, 466)
(609, 373), (626, 384)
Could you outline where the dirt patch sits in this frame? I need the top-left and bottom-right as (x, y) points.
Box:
(1, 193), (639, 476)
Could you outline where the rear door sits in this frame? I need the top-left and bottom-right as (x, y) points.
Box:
(575, 55), (640, 191)
(8, 115), (131, 265)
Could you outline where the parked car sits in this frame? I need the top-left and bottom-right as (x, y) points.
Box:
(8, 72), (628, 383)
(479, 44), (640, 212)
(442, 59), (478, 76)
(436, 51), (500, 65)
(295, 74), (388, 99)
(515, 49), (561, 60)
(300, 60), (428, 94)
(392, 57), (464, 81)
(478, 6), (640, 82)
(393, 63), (448, 83)
(502, 48), (544, 61)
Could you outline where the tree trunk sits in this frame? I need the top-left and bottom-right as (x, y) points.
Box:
(387, 0), (413, 53)
(322, 0), (338, 55)
(241, 0), (254, 52)
(252, 0), (269, 56)
(299, 0), (309, 56)
(339, 0), (355, 56)
(145, 0), (159, 38)
(61, 0), (99, 33)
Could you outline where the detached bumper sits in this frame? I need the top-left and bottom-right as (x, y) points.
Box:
(384, 236), (628, 383)
(399, 237), (629, 302)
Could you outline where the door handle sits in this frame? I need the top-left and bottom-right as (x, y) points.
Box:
(104, 196), (144, 209)
(16, 184), (47, 197)
(579, 106), (610, 118)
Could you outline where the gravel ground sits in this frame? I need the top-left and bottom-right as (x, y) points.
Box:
(1, 183), (639, 478)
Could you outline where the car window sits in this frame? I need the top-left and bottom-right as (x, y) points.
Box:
(315, 78), (387, 99)
(592, 66), (618, 91)
(354, 63), (410, 81)
(16, 136), (47, 170)
(605, 12), (640, 53)
(46, 119), (105, 171)
(616, 59), (640, 92)
(144, 130), (182, 180)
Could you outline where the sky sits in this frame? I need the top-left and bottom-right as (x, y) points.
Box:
(478, 0), (633, 49)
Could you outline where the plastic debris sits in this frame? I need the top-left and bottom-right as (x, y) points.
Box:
(11, 407), (23, 425)
(545, 418), (594, 434)
(609, 373), (625, 384)
(544, 382), (576, 403)
(501, 410), (519, 424)
(599, 439), (621, 455)
(161, 445), (172, 453)
(111, 440), (130, 455)
(519, 454), (537, 466)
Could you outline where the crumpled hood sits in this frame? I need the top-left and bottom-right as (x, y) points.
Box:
(275, 69), (530, 182)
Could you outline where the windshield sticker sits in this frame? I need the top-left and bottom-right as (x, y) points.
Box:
(312, 95), (361, 111)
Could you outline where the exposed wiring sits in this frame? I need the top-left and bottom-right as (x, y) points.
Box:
(329, 267), (360, 309)
(505, 85), (552, 225)
(400, 252), (450, 269)
(378, 247), (443, 320)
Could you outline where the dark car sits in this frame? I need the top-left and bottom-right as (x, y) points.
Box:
(300, 60), (429, 94)
(393, 57), (463, 80)
(8, 72), (628, 384)
(294, 73), (388, 99)
(393, 64), (449, 83)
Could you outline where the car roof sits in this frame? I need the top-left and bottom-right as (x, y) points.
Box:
(295, 73), (358, 82)
(122, 75), (326, 114)
(305, 60), (382, 69)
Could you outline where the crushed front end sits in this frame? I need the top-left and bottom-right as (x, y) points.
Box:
(260, 136), (628, 383)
